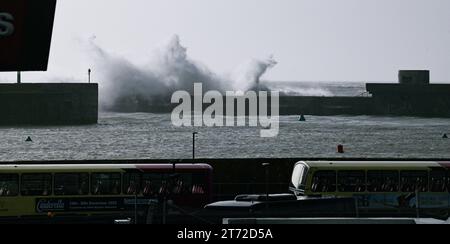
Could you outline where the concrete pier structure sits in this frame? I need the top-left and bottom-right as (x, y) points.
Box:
(108, 71), (450, 118)
(0, 83), (98, 125)
(367, 71), (450, 117)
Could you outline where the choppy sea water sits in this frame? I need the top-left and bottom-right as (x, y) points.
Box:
(0, 112), (449, 161)
(0, 82), (448, 161)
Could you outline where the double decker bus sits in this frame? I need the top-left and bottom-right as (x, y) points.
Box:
(290, 161), (450, 218)
(0, 163), (213, 224)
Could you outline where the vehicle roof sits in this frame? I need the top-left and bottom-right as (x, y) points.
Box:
(297, 161), (450, 169)
(0, 163), (212, 171)
(205, 200), (257, 209)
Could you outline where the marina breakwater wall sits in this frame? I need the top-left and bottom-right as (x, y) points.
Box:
(111, 96), (374, 116)
(109, 71), (450, 117)
(367, 84), (450, 117)
(278, 96), (374, 116)
(111, 94), (450, 118)
(0, 83), (98, 125)
(280, 91), (450, 117)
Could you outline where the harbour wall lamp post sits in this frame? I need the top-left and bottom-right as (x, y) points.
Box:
(193, 132), (198, 160)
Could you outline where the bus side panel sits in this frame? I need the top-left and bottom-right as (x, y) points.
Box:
(418, 193), (449, 209)
(0, 197), (43, 218)
(355, 193), (450, 217)
(356, 193), (413, 210)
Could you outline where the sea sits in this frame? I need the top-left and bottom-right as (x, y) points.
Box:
(0, 82), (449, 162)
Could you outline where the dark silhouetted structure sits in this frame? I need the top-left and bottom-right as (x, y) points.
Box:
(366, 71), (450, 117)
(0, 0), (57, 72)
(0, 83), (98, 125)
(109, 71), (450, 118)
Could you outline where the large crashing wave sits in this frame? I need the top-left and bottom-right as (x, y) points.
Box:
(231, 56), (278, 92)
(89, 35), (278, 111)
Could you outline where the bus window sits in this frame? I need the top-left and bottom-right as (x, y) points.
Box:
(170, 174), (190, 195)
(21, 174), (52, 196)
(123, 173), (142, 195)
(54, 173), (89, 196)
(140, 173), (207, 197)
(91, 173), (121, 195)
(400, 171), (428, 193)
(142, 174), (164, 197)
(0, 174), (19, 197)
(191, 173), (207, 195)
(179, 173), (207, 195)
(367, 171), (399, 192)
(338, 171), (366, 192)
(311, 171), (336, 193)
(430, 170), (447, 192)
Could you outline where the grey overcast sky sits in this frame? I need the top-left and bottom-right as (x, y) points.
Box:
(1, 0), (450, 83)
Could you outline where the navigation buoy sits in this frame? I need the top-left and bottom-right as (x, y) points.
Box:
(444, 134), (448, 139)
(25, 136), (33, 142)
(299, 115), (306, 122)
(337, 145), (345, 154)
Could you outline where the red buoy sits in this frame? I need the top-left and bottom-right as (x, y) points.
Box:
(337, 145), (345, 154)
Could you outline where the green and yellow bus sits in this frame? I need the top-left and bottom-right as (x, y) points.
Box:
(0, 163), (213, 223)
(290, 161), (450, 217)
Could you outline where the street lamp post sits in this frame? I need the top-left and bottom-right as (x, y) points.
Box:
(262, 163), (271, 213)
(192, 132), (198, 160)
